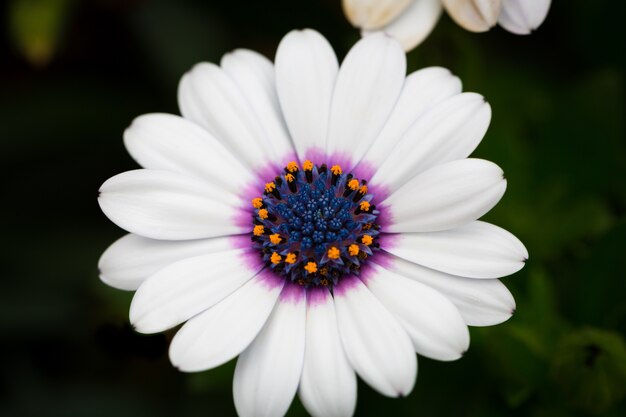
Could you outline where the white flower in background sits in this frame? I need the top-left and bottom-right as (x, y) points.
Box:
(98, 28), (527, 417)
(343, 0), (552, 51)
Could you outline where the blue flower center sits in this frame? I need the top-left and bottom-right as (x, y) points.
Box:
(251, 161), (381, 288)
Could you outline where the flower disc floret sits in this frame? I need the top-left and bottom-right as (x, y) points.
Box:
(251, 161), (381, 288)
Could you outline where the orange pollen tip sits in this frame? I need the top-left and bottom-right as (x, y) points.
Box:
(258, 209), (269, 219)
(361, 235), (373, 246)
(303, 160), (313, 171)
(264, 182), (276, 192)
(359, 185), (368, 194)
(285, 253), (297, 264)
(327, 246), (340, 260)
(320, 278), (329, 286)
(330, 165), (342, 175)
(348, 244), (360, 256)
(286, 161), (299, 172)
(348, 179), (359, 190)
(252, 198), (263, 209)
(359, 201), (370, 211)
(269, 234), (282, 245)
(270, 252), (282, 264)
(253, 225), (265, 236)
(304, 262), (317, 274)
(285, 173), (295, 182)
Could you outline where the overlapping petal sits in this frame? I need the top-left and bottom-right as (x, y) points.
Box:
(383, 158), (506, 232)
(365, 263), (470, 360)
(129, 248), (261, 333)
(123, 113), (252, 192)
(334, 276), (417, 397)
(169, 272), (284, 372)
(98, 169), (245, 240)
(233, 284), (306, 417)
(442, 0), (502, 32)
(360, 66), (462, 168)
(383, 254), (516, 326)
(371, 92), (491, 192)
(386, 220), (528, 279)
(220, 49), (294, 161)
(343, 0), (413, 30)
(178, 62), (274, 169)
(299, 288), (357, 417)
(498, 0), (551, 35)
(326, 33), (406, 169)
(362, 0), (443, 52)
(98, 234), (233, 291)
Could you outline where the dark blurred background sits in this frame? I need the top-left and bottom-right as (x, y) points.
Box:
(1, 0), (625, 416)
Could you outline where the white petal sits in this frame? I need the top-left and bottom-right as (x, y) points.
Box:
(98, 169), (245, 240)
(220, 49), (294, 161)
(383, 158), (507, 232)
(498, 0), (551, 35)
(275, 29), (338, 160)
(442, 0), (501, 32)
(386, 220), (528, 279)
(299, 288), (357, 417)
(360, 66), (462, 168)
(334, 276), (416, 397)
(362, 0), (443, 52)
(326, 33), (406, 169)
(177, 62), (273, 169)
(371, 93), (491, 192)
(365, 263), (470, 360)
(169, 271), (284, 372)
(98, 234), (233, 291)
(383, 254), (516, 326)
(129, 248), (261, 333)
(123, 113), (251, 194)
(233, 284), (306, 417)
(343, 0), (413, 29)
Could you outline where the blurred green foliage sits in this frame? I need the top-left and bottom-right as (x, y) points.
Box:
(8, 0), (75, 66)
(1, 0), (624, 416)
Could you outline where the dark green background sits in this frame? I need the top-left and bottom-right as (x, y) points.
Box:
(1, 0), (625, 416)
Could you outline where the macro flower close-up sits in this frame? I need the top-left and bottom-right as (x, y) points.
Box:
(343, 0), (552, 51)
(4, 1), (625, 417)
(97, 28), (527, 417)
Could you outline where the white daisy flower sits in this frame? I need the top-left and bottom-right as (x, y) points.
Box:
(343, 0), (552, 51)
(98, 29), (527, 417)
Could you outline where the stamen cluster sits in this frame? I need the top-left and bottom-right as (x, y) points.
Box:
(251, 161), (381, 288)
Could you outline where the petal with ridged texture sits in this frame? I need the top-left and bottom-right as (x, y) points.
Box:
(233, 284), (306, 417)
(220, 49), (294, 161)
(275, 29), (338, 160)
(382, 254), (516, 326)
(326, 33), (405, 169)
(334, 276), (416, 397)
(360, 66), (461, 168)
(178, 62), (273, 169)
(98, 234), (233, 291)
(299, 288), (357, 417)
(129, 248), (261, 334)
(383, 159), (506, 232)
(98, 169), (245, 240)
(169, 272), (284, 372)
(365, 263), (470, 360)
(123, 113), (252, 194)
(371, 93), (491, 192)
(386, 221), (528, 279)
